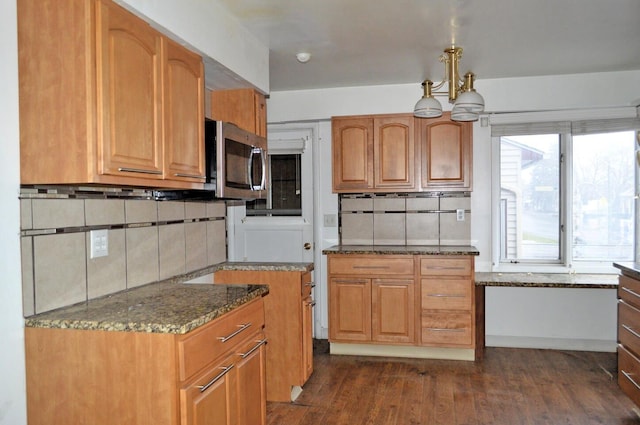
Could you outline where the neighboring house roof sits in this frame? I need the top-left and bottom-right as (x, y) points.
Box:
(501, 137), (545, 168)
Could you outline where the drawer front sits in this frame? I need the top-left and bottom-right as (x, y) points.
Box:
(329, 255), (414, 276)
(178, 298), (265, 382)
(619, 275), (640, 310)
(619, 301), (640, 358)
(421, 279), (472, 310)
(420, 257), (471, 277)
(618, 345), (640, 407)
(421, 312), (472, 346)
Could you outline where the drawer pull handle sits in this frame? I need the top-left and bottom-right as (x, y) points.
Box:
(218, 323), (252, 343)
(426, 266), (466, 271)
(174, 173), (206, 179)
(117, 167), (163, 175)
(238, 339), (267, 359)
(622, 286), (640, 299)
(427, 293), (466, 298)
(426, 328), (465, 333)
(622, 324), (640, 340)
(621, 369), (640, 392)
(306, 282), (316, 288)
(306, 300), (317, 307)
(353, 265), (390, 269)
(198, 365), (234, 393)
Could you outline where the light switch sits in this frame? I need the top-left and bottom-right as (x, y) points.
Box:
(90, 229), (109, 258)
(324, 214), (338, 227)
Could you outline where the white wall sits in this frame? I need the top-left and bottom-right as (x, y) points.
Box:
(0, 1), (27, 424)
(267, 70), (640, 350)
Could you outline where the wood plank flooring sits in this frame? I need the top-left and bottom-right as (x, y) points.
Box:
(267, 341), (640, 425)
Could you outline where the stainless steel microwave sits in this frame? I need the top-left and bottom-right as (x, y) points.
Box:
(205, 120), (268, 200)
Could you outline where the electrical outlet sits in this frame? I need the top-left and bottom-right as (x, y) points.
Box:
(456, 209), (465, 222)
(90, 229), (109, 258)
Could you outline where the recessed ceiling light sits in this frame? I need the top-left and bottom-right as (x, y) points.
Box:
(296, 52), (311, 63)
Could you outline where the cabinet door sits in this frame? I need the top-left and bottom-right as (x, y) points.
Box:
(210, 88), (264, 136)
(329, 278), (372, 341)
(236, 337), (267, 425)
(302, 295), (314, 381)
(254, 92), (267, 137)
(96, 0), (164, 179)
(164, 37), (205, 183)
(418, 113), (472, 190)
(181, 356), (238, 425)
(374, 116), (416, 190)
(332, 117), (374, 192)
(372, 279), (415, 343)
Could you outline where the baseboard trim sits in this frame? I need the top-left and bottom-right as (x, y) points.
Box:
(485, 335), (617, 352)
(329, 342), (476, 361)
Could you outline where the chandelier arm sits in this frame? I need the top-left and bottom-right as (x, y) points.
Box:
(430, 80), (447, 91)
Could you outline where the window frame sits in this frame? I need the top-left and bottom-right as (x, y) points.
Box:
(489, 108), (640, 273)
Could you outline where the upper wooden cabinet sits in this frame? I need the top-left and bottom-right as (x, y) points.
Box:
(332, 114), (416, 192)
(210, 88), (267, 137)
(332, 113), (472, 193)
(417, 112), (473, 191)
(18, 0), (205, 189)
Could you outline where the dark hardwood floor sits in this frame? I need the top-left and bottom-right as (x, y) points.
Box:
(267, 341), (640, 425)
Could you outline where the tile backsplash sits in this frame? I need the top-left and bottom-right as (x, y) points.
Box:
(339, 192), (471, 246)
(20, 188), (227, 316)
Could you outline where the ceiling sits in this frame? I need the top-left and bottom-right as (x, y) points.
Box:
(217, 0), (640, 93)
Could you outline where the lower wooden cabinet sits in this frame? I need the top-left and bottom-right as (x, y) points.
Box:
(617, 273), (640, 406)
(327, 254), (480, 359)
(25, 297), (267, 425)
(214, 268), (314, 402)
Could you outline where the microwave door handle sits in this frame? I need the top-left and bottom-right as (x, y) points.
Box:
(258, 148), (266, 190)
(247, 149), (255, 190)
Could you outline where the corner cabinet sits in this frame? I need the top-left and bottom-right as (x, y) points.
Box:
(332, 114), (416, 192)
(331, 112), (472, 193)
(18, 0), (205, 189)
(328, 253), (481, 361)
(417, 112), (473, 191)
(25, 297), (267, 425)
(210, 88), (267, 137)
(214, 269), (315, 402)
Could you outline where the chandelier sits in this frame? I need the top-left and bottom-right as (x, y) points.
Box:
(413, 46), (485, 122)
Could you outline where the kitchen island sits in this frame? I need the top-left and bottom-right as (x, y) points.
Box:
(24, 279), (269, 425)
(322, 245), (482, 361)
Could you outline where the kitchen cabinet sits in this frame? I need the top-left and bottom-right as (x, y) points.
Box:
(18, 0), (205, 189)
(327, 253), (482, 360)
(214, 268), (314, 402)
(328, 255), (416, 344)
(332, 114), (416, 192)
(210, 88), (267, 137)
(416, 112), (472, 191)
(617, 273), (640, 407)
(25, 297), (267, 425)
(419, 256), (476, 348)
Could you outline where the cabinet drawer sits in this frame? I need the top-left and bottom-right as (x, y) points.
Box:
(618, 345), (640, 407)
(619, 275), (640, 310)
(619, 301), (640, 358)
(420, 257), (471, 276)
(329, 255), (414, 276)
(178, 298), (264, 382)
(421, 279), (471, 310)
(421, 313), (472, 346)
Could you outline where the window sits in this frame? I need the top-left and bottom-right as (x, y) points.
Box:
(246, 153), (302, 216)
(492, 111), (640, 271)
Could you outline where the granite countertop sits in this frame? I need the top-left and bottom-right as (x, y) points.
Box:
(475, 272), (618, 288)
(215, 261), (314, 272)
(25, 281), (268, 334)
(614, 262), (640, 280)
(322, 245), (480, 256)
